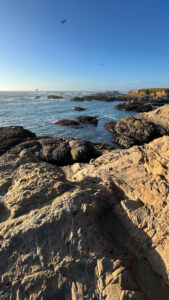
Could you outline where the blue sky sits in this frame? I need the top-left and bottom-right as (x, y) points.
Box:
(0, 0), (169, 91)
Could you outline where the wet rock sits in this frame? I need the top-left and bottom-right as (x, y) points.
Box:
(76, 115), (98, 125)
(35, 96), (41, 99)
(0, 126), (36, 155)
(55, 119), (81, 129)
(47, 95), (63, 99)
(73, 107), (87, 111)
(114, 100), (153, 112)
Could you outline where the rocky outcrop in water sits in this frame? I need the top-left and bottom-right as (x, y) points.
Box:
(47, 95), (63, 99)
(114, 100), (153, 112)
(76, 115), (98, 125)
(70, 91), (121, 102)
(73, 107), (87, 111)
(55, 119), (82, 129)
(105, 105), (169, 148)
(0, 127), (169, 299)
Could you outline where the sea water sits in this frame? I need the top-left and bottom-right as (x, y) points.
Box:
(0, 91), (136, 146)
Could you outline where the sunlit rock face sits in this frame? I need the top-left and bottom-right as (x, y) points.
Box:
(0, 127), (169, 299)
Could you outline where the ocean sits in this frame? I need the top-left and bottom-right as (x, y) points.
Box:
(0, 91), (136, 146)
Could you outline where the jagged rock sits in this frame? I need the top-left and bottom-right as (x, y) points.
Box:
(114, 100), (153, 112)
(73, 107), (87, 111)
(0, 134), (169, 298)
(0, 126), (36, 155)
(76, 115), (98, 125)
(105, 105), (169, 148)
(47, 95), (63, 99)
(55, 119), (82, 129)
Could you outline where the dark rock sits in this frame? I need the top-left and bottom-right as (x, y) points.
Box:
(113, 135), (136, 149)
(0, 126), (36, 155)
(114, 100), (153, 112)
(71, 97), (85, 102)
(55, 119), (82, 129)
(105, 116), (164, 148)
(39, 137), (113, 165)
(76, 116), (98, 125)
(74, 107), (87, 111)
(35, 96), (41, 99)
(70, 92), (121, 102)
(69, 140), (98, 162)
(47, 95), (63, 99)
(114, 117), (161, 145)
(104, 121), (116, 133)
(39, 138), (73, 165)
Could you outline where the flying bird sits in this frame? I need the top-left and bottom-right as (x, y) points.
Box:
(100, 63), (104, 66)
(61, 19), (67, 24)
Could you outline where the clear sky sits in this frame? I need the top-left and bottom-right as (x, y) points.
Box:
(0, 0), (169, 91)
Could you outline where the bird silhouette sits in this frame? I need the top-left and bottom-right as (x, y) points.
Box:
(100, 63), (104, 66)
(61, 19), (67, 24)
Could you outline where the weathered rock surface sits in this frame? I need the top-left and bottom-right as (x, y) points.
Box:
(55, 119), (81, 129)
(47, 95), (63, 99)
(73, 107), (87, 111)
(0, 132), (169, 299)
(128, 88), (169, 101)
(0, 126), (36, 155)
(76, 115), (98, 125)
(114, 100), (153, 112)
(105, 105), (169, 148)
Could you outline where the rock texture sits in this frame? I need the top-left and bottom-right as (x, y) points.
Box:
(0, 130), (169, 299)
(55, 119), (82, 129)
(105, 105), (169, 148)
(76, 116), (98, 125)
(114, 100), (153, 112)
(0, 126), (36, 155)
(128, 88), (169, 101)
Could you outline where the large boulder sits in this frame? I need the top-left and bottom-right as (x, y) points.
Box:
(0, 126), (36, 155)
(38, 137), (112, 165)
(105, 105), (169, 148)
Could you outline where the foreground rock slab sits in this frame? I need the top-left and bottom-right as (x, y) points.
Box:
(0, 134), (169, 298)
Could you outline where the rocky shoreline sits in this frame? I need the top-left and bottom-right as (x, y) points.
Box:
(0, 117), (169, 299)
